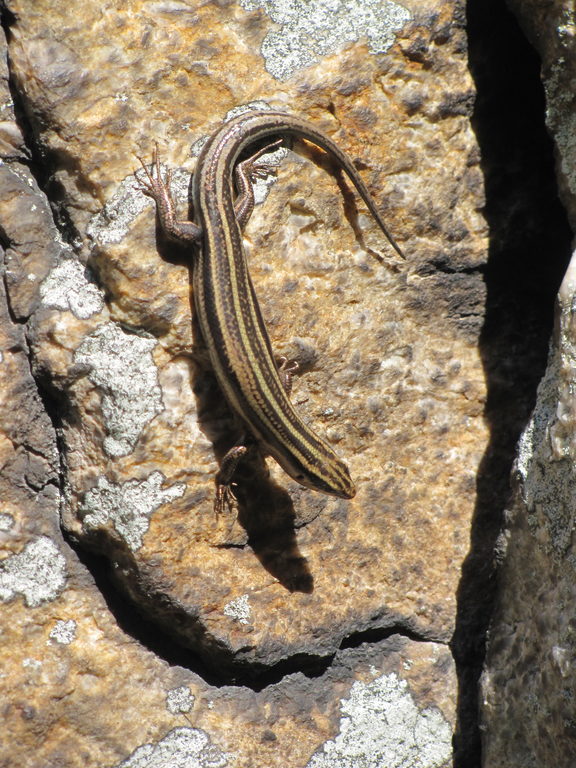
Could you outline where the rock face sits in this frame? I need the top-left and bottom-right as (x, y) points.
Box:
(1, 0), (490, 764)
(479, 1), (576, 765)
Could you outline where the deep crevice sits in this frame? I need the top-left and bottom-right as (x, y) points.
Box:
(0, 9), (90, 512)
(415, 260), (486, 277)
(32, 371), (69, 494)
(0, 6), (84, 249)
(64, 533), (437, 690)
(453, 2), (573, 765)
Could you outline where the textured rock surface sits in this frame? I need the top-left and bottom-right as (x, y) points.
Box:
(5, 0), (487, 671)
(3, 567), (456, 768)
(1, 0), (489, 763)
(506, 0), (576, 231)
(481, 265), (576, 764)
(479, 1), (576, 764)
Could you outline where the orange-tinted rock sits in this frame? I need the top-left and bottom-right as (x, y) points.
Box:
(1, 0), (488, 763)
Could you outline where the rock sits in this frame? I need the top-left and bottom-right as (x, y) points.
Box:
(481, 273), (576, 765)
(480, 2), (576, 764)
(506, 0), (576, 232)
(1, 0), (488, 763)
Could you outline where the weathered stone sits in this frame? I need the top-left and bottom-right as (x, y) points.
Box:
(478, 1), (576, 765)
(506, 0), (576, 232)
(481, 272), (576, 765)
(4, 0), (487, 675)
(2, 0), (488, 762)
(2, 557), (456, 768)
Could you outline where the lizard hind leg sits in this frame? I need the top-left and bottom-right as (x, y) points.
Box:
(214, 444), (248, 516)
(276, 356), (299, 396)
(234, 138), (284, 228)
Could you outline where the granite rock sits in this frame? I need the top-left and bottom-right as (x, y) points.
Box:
(506, 0), (576, 231)
(478, 1), (576, 764)
(481, 264), (576, 765)
(1, 0), (487, 763)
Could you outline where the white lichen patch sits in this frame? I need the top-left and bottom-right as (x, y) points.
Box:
(40, 258), (104, 319)
(223, 594), (251, 625)
(115, 726), (231, 768)
(0, 537), (67, 607)
(239, 0), (411, 80)
(306, 673), (452, 768)
(166, 686), (195, 714)
(190, 100), (273, 157)
(49, 619), (77, 645)
(0, 513), (14, 531)
(22, 657), (42, 671)
(516, 349), (558, 484)
(80, 472), (186, 551)
(74, 322), (164, 457)
(223, 101), (272, 122)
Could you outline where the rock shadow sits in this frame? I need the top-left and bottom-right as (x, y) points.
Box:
(454, 1), (573, 765)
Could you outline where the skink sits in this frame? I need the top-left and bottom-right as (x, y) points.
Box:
(137, 110), (404, 511)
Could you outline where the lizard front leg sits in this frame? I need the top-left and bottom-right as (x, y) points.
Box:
(136, 144), (202, 244)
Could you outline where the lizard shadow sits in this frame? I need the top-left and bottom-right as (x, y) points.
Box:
(296, 141), (405, 272)
(190, 335), (314, 594)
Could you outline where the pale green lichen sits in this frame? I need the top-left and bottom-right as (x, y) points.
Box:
(116, 727), (231, 768)
(306, 673), (451, 768)
(74, 322), (163, 457)
(0, 537), (67, 607)
(239, 0), (411, 80)
(80, 472), (185, 551)
(40, 258), (104, 319)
